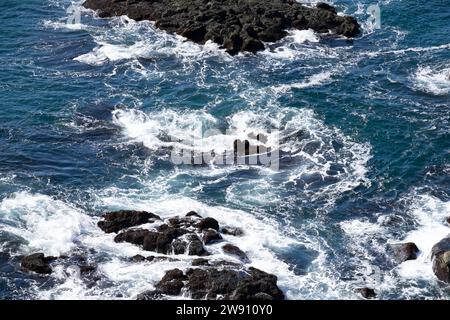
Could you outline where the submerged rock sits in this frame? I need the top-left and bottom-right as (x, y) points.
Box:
(431, 236), (450, 283)
(139, 265), (284, 300)
(356, 287), (377, 299)
(98, 210), (160, 233)
(21, 253), (56, 274)
(83, 0), (360, 55)
(222, 227), (244, 237)
(390, 242), (420, 263)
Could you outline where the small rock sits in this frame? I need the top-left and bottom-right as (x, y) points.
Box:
(203, 229), (223, 245)
(131, 254), (147, 262)
(186, 211), (202, 218)
(192, 258), (209, 266)
(390, 242), (420, 263)
(197, 217), (220, 231)
(222, 244), (249, 262)
(187, 235), (207, 256)
(356, 287), (377, 299)
(222, 227), (244, 237)
(21, 253), (56, 274)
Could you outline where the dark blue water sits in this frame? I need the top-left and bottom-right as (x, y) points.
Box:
(0, 0), (449, 299)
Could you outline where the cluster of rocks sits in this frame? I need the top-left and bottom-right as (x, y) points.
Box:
(19, 210), (450, 300)
(20, 209), (283, 300)
(102, 210), (249, 262)
(138, 266), (284, 300)
(83, 0), (360, 55)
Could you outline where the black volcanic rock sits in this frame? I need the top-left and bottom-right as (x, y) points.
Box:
(138, 265), (284, 300)
(83, 0), (360, 55)
(222, 244), (249, 263)
(21, 253), (56, 274)
(98, 210), (160, 233)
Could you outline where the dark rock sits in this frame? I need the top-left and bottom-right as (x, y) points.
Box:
(390, 242), (420, 263)
(222, 244), (249, 262)
(186, 211), (202, 218)
(83, 0), (360, 55)
(229, 267), (284, 300)
(21, 253), (56, 274)
(222, 227), (244, 237)
(356, 287), (377, 299)
(98, 210), (160, 233)
(137, 290), (162, 300)
(171, 239), (187, 255)
(187, 234), (207, 256)
(203, 229), (223, 245)
(197, 217), (220, 231)
(192, 258), (209, 266)
(446, 217), (450, 225)
(131, 254), (147, 262)
(114, 229), (150, 246)
(155, 268), (187, 296)
(431, 236), (450, 283)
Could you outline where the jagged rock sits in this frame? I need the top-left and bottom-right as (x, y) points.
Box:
(222, 244), (249, 262)
(390, 242), (420, 263)
(356, 287), (377, 299)
(83, 0), (360, 55)
(222, 227), (244, 237)
(203, 229), (223, 245)
(431, 236), (450, 283)
(21, 253), (56, 274)
(98, 210), (160, 233)
(197, 217), (220, 231)
(143, 266), (284, 300)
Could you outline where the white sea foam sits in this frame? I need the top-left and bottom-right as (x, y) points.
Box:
(396, 195), (450, 280)
(271, 71), (333, 93)
(0, 192), (94, 256)
(411, 65), (450, 96)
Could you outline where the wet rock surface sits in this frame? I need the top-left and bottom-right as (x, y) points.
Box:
(390, 242), (420, 264)
(21, 253), (56, 274)
(139, 265), (284, 300)
(98, 210), (160, 233)
(431, 236), (450, 283)
(83, 0), (360, 55)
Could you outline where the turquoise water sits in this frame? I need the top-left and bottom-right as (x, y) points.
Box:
(0, 0), (449, 299)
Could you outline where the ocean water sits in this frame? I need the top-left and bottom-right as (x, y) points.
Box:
(0, 0), (449, 300)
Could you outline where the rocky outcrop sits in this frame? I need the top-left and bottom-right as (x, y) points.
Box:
(138, 265), (284, 300)
(390, 242), (420, 264)
(21, 253), (56, 274)
(431, 236), (450, 283)
(83, 0), (360, 55)
(98, 210), (160, 233)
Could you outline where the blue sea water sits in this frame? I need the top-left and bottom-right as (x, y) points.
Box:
(0, 0), (449, 299)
